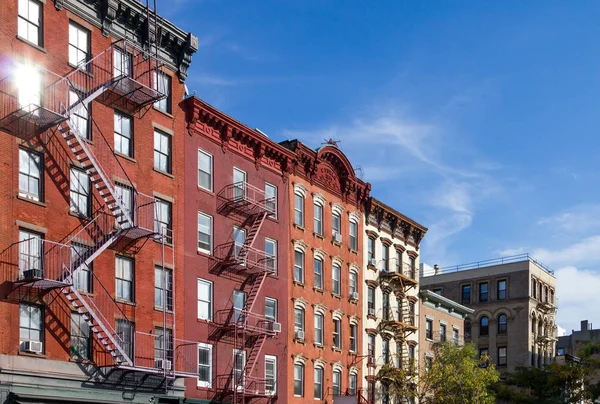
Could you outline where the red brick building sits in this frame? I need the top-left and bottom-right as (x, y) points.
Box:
(183, 97), (293, 403)
(279, 139), (371, 403)
(0, 1), (197, 402)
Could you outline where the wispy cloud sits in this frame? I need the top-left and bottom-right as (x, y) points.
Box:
(537, 204), (600, 235)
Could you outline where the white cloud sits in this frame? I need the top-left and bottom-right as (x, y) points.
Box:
(537, 204), (600, 235)
(531, 235), (600, 269)
(554, 265), (600, 333)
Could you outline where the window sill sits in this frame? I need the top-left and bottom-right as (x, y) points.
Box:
(293, 281), (305, 288)
(313, 232), (325, 240)
(115, 152), (136, 164)
(367, 264), (377, 272)
(332, 347), (342, 353)
(313, 343), (324, 349)
(197, 318), (212, 323)
(197, 186), (215, 196)
(293, 224), (306, 232)
(293, 338), (305, 345)
(349, 248), (359, 255)
(197, 250), (213, 259)
(153, 168), (174, 179)
(154, 306), (174, 313)
(331, 293), (342, 300)
(313, 287), (324, 294)
(68, 211), (91, 220)
(16, 35), (46, 53)
(367, 315), (377, 321)
(115, 299), (136, 306)
(349, 298), (358, 304)
(18, 351), (46, 359)
(17, 195), (46, 208)
(68, 63), (94, 78)
(197, 384), (213, 390)
(153, 238), (173, 247)
(152, 106), (174, 119)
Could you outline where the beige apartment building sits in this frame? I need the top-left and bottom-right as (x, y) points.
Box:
(420, 255), (557, 374)
(362, 198), (427, 404)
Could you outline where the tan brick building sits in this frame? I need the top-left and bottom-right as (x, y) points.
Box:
(420, 255), (558, 374)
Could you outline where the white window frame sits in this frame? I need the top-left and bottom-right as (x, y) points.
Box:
(197, 278), (213, 321)
(333, 318), (341, 349)
(114, 111), (133, 157)
(115, 255), (133, 302)
(265, 182), (277, 218)
(313, 257), (323, 290)
(68, 21), (89, 67)
(313, 202), (323, 235)
(113, 47), (132, 78)
(294, 307), (305, 333)
(154, 266), (173, 311)
(265, 238), (277, 274)
(154, 198), (172, 241)
(154, 130), (171, 173)
(332, 369), (342, 396)
(349, 219), (358, 250)
(265, 355), (277, 395)
(294, 363), (304, 397)
(349, 271), (357, 295)
(197, 342), (213, 388)
(70, 312), (90, 360)
(197, 212), (213, 255)
(198, 149), (213, 191)
(332, 263), (341, 295)
(20, 303), (42, 351)
(294, 192), (305, 226)
(233, 349), (246, 389)
(332, 211), (341, 238)
(314, 313), (324, 345)
(265, 297), (277, 322)
(70, 167), (91, 217)
(314, 366), (324, 400)
(153, 71), (171, 113)
(294, 250), (304, 283)
(115, 184), (133, 229)
(19, 148), (42, 201)
(349, 323), (357, 352)
(18, 0), (42, 46)
(233, 167), (247, 201)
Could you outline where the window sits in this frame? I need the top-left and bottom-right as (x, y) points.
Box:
(461, 284), (471, 304)
(349, 373), (357, 396)
(116, 319), (133, 359)
(233, 349), (246, 388)
(198, 343), (213, 387)
(265, 355), (277, 395)
(18, 229), (42, 278)
(196, 149), (213, 191)
(294, 193), (304, 226)
(349, 220), (358, 250)
(16, 64), (41, 110)
(367, 286), (375, 315)
(498, 280), (507, 300)
(453, 328), (460, 345)
(71, 243), (91, 292)
(154, 327), (173, 363)
(265, 297), (277, 322)
(294, 307), (305, 334)
(113, 47), (132, 78)
(19, 148), (42, 201)
(395, 250), (402, 272)
(396, 342), (402, 368)
(498, 314), (507, 334)
(154, 130), (171, 173)
(114, 111), (133, 157)
(20, 304), (42, 351)
(197, 278), (212, 321)
(479, 348), (489, 358)
(18, 0), (42, 46)
(293, 363), (304, 397)
(265, 183), (277, 218)
(349, 323), (357, 352)
(368, 334), (376, 360)
(479, 282), (488, 302)
(69, 22), (89, 66)
(314, 367), (324, 400)
(382, 292), (390, 321)
(115, 184), (132, 228)
(70, 90), (90, 139)
(480, 316), (489, 336)
(233, 290), (246, 322)
(425, 356), (433, 373)
(197, 212), (212, 254)
(382, 339), (389, 363)
(367, 237), (375, 262)
(332, 211), (341, 238)
(433, 288), (442, 295)
(332, 263), (341, 295)
(294, 250), (304, 283)
(381, 244), (389, 270)
(408, 345), (415, 366)
(232, 167), (246, 200)
(70, 312), (90, 360)
(314, 313), (324, 345)
(153, 71), (171, 113)
(313, 203), (323, 235)
(440, 323), (447, 342)
(332, 369), (341, 396)
(426, 319), (433, 340)
(155, 198), (172, 242)
(265, 238), (277, 273)
(498, 347), (507, 366)
(532, 279), (537, 299)
(409, 257), (416, 277)
(557, 347), (565, 356)
(313, 257), (323, 289)
(115, 256), (133, 302)
(333, 318), (341, 349)
(465, 319), (472, 340)
(409, 301), (416, 325)
(154, 266), (173, 311)
(349, 271), (357, 296)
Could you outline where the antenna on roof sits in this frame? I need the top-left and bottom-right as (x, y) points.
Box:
(354, 165), (364, 180)
(322, 138), (341, 148)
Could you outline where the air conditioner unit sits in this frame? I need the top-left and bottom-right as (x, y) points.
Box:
(369, 258), (377, 266)
(272, 322), (282, 333)
(351, 292), (359, 300)
(295, 330), (305, 340)
(334, 232), (342, 243)
(22, 340), (43, 354)
(155, 359), (172, 370)
(23, 268), (43, 280)
(368, 356), (376, 365)
(368, 308), (375, 316)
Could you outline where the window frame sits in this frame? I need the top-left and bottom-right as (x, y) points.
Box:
(153, 71), (172, 113)
(265, 238), (277, 274)
(18, 0), (43, 46)
(498, 346), (507, 366)
(154, 198), (172, 243)
(265, 182), (277, 219)
(367, 237), (375, 261)
(294, 192), (304, 226)
(313, 202), (323, 236)
(440, 323), (447, 342)
(333, 318), (341, 349)
(153, 129), (172, 173)
(314, 366), (324, 400)
(332, 211), (341, 238)
(498, 314), (507, 334)
(197, 342), (213, 388)
(19, 303), (43, 351)
(294, 249), (304, 283)
(293, 363), (304, 397)
(265, 297), (277, 322)
(116, 319), (134, 359)
(265, 355), (277, 396)
(70, 312), (91, 360)
(313, 257), (323, 290)
(497, 279), (507, 300)
(68, 21), (90, 68)
(332, 369), (342, 396)
(294, 307), (305, 333)
(349, 219), (358, 250)
(19, 147), (43, 201)
(197, 212), (213, 255)
(332, 263), (341, 295)
(154, 266), (173, 311)
(314, 313), (324, 345)
(479, 282), (489, 302)
(381, 244), (389, 270)
(480, 316), (489, 336)
(367, 286), (376, 313)
(197, 278), (213, 321)
(349, 323), (357, 352)
(461, 284), (471, 304)
(71, 242), (92, 292)
(349, 271), (357, 296)
(154, 327), (173, 363)
(425, 319), (433, 340)
(115, 255), (134, 302)
(197, 149), (213, 192)
(114, 110), (133, 157)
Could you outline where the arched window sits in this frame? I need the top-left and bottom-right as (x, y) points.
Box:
(480, 316), (489, 336)
(498, 314), (507, 334)
(532, 316), (536, 334)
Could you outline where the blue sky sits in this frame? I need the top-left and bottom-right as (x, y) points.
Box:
(163, 1), (600, 332)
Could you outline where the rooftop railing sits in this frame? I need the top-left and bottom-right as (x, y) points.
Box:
(422, 253), (554, 277)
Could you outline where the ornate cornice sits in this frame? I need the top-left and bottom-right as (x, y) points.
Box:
(184, 97), (295, 178)
(54, 0), (197, 81)
(366, 197), (428, 249)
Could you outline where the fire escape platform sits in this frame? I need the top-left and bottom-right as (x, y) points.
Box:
(0, 107), (67, 139)
(13, 278), (68, 290)
(95, 76), (165, 114)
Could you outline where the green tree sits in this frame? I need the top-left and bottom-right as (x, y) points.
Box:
(380, 342), (499, 404)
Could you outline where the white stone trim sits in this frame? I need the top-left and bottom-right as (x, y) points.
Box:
(293, 354), (308, 365)
(331, 255), (344, 267)
(332, 309), (344, 321)
(312, 192), (327, 206)
(313, 248), (327, 261)
(331, 202), (344, 216)
(314, 358), (327, 369)
(293, 182), (308, 198)
(313, 303), (328, 316)
(349, 263), (360, 274)
(293, 297), (308, 310)
(348, 211), (361, 223)
(293, 239), (308, 253)
(332, 361), (344, 372)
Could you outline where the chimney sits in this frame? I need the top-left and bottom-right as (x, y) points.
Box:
(434, 264), (440, 275)
(581, 320), (589, 331)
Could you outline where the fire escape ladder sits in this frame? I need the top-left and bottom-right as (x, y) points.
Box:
(242, 334), (267, 387)
(243, 271), (269, 315)
(237, 212), (268, 261)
